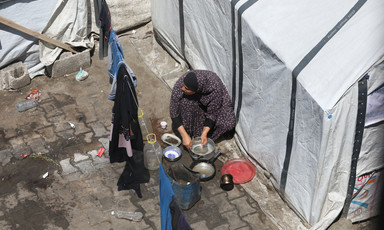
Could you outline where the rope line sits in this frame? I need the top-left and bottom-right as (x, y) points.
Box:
(125, 75), (162, 164)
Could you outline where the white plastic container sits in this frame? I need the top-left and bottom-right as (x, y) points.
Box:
(16, 100), (38, 112)
(143, 141), (162, 170)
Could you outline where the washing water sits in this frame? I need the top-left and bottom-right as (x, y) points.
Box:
(191, 143), (214, 155)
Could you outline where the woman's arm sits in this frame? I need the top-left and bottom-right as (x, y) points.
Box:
(200, 126), (211, 146)
(178, 125), (192, 149)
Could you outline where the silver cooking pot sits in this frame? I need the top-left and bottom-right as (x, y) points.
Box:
(189, 137), (215, 161)
(189, 149), (221, 181)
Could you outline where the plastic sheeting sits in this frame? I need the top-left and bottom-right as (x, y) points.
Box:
(0, 0), (93, 78)
(0, 0), (58, 77)
(90, 0), (151, 34)
(151, 0), (384, 229)
(39, 0), (94, 66)
(365, 86), (384, 127)
(1, 0), (151, 79)
(348, 170), (383, 223)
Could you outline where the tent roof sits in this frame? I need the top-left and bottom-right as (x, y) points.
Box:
(244, 0), (384, 110)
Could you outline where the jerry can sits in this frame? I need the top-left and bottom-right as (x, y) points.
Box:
(143, 134), (163, 170)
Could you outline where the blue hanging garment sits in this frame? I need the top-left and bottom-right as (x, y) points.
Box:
(159, 164), (174, 230)
(107, 29), (137, 101)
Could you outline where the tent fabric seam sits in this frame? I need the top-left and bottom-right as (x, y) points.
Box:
(280, 0), (368, 193)
(234, 0), (259, 122)
(341, 77), (368, 216)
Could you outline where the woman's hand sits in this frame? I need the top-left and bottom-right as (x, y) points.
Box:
(177, 125), (193, 150)
(182, 135), (192, 150)
(200, 126), (210, 146)
(200, 135), (208, 146)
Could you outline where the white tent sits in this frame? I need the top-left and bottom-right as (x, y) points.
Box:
(0, 0), (93, 78)
(0, 0), (150, 79)
(0, 0), (59, 77)
(151, 0), (384, 229)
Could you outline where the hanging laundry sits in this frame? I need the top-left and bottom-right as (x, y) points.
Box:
(109, 64), (143, 162)
(117, 149), (149, 198)
(107, 29), (137, 101)
(159, 164), (192, 230)
(118, 133), (133, 157)
(94, 0), (111, 59)
(110, 64), (148, 198)
(109, 123), (133, 157)
(96, 0), (148, 199)
(170, 196), (192, 230)
(159, 164), (174, 230)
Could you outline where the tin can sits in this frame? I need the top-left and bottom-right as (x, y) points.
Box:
(97, 148), (105, 157)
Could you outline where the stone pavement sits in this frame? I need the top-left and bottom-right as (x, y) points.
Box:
(0, 22), (376, 230)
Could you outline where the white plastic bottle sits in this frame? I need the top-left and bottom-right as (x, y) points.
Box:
(16, 100), (38, 112)
(115, 210), (143, 222)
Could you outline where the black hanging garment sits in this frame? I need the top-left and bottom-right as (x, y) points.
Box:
(117, 149), (149, 198)
(94, 0), (111, 59)
(110, 65), (144, 162)
(170, 196), (192, 230)
(109, 65), (149, 198)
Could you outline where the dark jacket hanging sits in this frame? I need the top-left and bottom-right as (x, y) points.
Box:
(94, 0), (111, 59)
(109, 65), (144, 163)
(117, 149), (149, 198)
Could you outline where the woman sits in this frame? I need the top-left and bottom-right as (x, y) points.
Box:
(170, 70), (236, 149)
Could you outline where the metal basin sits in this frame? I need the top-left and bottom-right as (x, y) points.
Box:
(189, 149), (221, 181)
(190, 137), (215, 161)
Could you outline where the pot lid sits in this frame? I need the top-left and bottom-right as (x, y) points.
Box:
(221, 159), (256, 184)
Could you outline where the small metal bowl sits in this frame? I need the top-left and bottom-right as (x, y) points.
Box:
(220, 174), (234, 191)
(163, 146), (182, 162)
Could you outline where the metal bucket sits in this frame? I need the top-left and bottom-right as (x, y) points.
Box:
(166, 163), (201, 210)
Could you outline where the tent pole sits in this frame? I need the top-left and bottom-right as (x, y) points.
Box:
(0, 16), (78, 54)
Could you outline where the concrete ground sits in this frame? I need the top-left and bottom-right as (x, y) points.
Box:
(0, 22), (377, 230)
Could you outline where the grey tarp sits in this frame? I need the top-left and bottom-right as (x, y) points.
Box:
(0, 0), (58, 77)
(1, 0), (151, 78)
(39, 0), (94, 66)
(151, 0), (384, 229)
(0, 0), (93, 78)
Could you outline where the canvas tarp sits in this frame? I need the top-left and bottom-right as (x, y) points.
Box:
(151, 0), (384, 229)
(0, 0), (151, 78)
(0, 0), (58, 77)
(39, 0), (94, 67)
(90, 0), (151, 35)
(0, 0), (93, 78)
